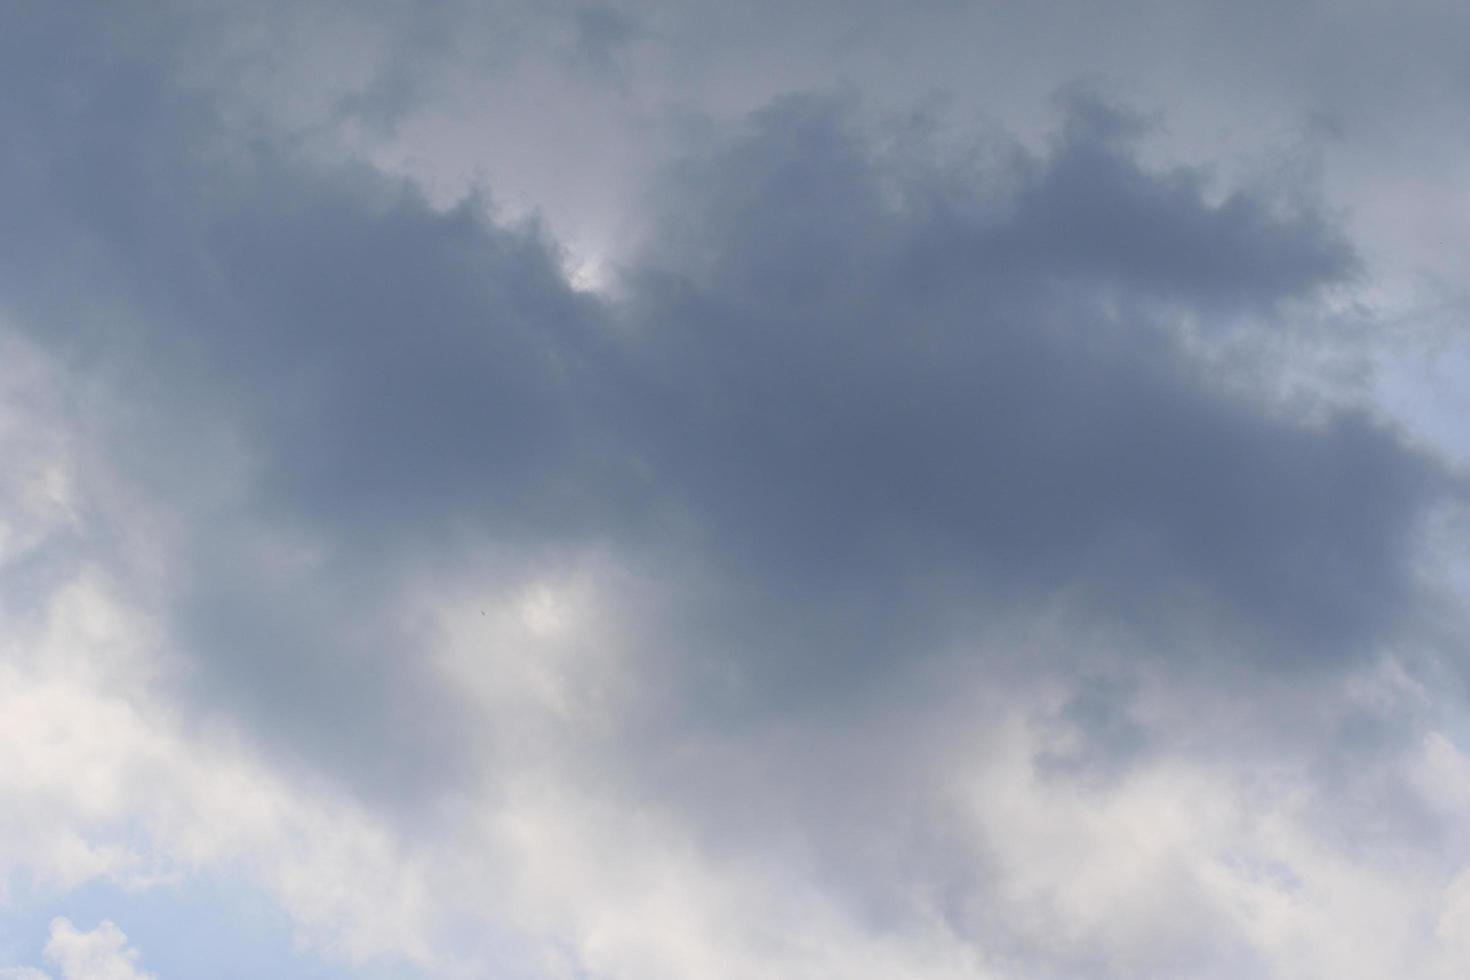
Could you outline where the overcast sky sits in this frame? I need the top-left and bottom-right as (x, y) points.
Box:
(4, 2), (1470, 978)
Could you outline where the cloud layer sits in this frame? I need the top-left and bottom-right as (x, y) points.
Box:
(4, 3), (1470, 979)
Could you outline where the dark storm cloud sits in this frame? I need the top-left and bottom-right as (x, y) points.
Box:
(997, 92), (1359, 308)
(0, 5), (1456, 803)
(619, 95), (1442, 709)
(0, 6), (605, 796)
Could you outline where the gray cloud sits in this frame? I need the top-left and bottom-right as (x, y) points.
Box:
(4, 4), (1469, 975)
(0, 3), (1454, 788)
(619, 95), (1444, 710)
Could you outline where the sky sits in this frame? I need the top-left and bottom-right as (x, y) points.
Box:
(3, 2), (1470, 977)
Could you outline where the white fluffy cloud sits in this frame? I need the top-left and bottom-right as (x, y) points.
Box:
(42, 920), (153, 980)
(2, 919), (152, 980)
(8, 534), (1470, 978)
(8, 515), (1470, 978)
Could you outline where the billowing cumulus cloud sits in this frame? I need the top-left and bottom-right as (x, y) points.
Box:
(2, 919), (153, 980)
(43, 920), (154, 980)
(4, 2), (1470, 979)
